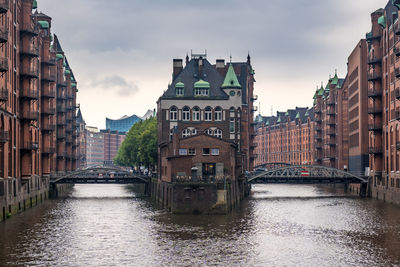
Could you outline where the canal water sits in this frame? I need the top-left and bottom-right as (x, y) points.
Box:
(1, 184), (400, 266)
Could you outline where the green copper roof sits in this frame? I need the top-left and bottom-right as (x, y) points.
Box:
(194, 79), (210, 88)
(295, 112), (300, 119)
(265, 120), (269, 126)
(366, 32), (372, 40)
(313, 99), (317, 105)
(32, 0), (37, 9)
(38, 21), (49, 29)
(56, 53), (63, 60)
(64, 69), (71, 75)
(331, 73), (338, 85)
(71, 77), (74, 81)
(175, 82), (184, 88)
(313, 93), (317, 99)
(71, 82), (77, 87)
(378, 15), (386, 28)
(221, 64), (241, 89)
(250, 69), (255, 75)
(277, 116), (281, 123)
(305, 110), (309, 117)
(325, 82), (330, 90)
(317, 85), (324, 96)
(285, 111), (289, 116)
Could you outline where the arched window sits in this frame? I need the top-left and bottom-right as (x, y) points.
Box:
(182, 128), (190, 138)
(214, 129), (222, 138)
(192, 128), (197, 135)
(205, 128), (213, 135)
(192, 106), (200, 121)
(215, 106), (222, 121)
(169, 128), (174, 140)
(170, 106), (177, 121)
(182, 106), (190, 121)
(205, 106), (212, 121)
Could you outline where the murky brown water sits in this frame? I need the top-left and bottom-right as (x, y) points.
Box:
(1, 184), (400, 266)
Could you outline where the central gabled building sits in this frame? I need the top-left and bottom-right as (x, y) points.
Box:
(156, 53), (255, 213)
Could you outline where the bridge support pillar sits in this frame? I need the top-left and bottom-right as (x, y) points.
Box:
(344, 183), (348, 193)
(359, 183), (367, 198)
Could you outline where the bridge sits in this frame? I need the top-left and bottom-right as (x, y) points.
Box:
(50, 166), (150, 185)
(254, 162), (291, 170)
(248, 165), (368, 185)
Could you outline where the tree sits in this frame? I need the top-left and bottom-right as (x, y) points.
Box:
(114, 116), (157, 170)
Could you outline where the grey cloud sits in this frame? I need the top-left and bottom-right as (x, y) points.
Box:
(91, 75), (139, 97)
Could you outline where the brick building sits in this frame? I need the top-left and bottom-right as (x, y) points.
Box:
(76, 107), (86, 169)
(101, 129), (125, 166)
(156, 53), (255, 213)
(367, 1), (400, 203)
(85, 126), (104, 167)
(254, 107), (314, 166)
(0, 0), (78, 221)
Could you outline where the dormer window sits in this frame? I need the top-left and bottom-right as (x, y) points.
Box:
(175, 82), (184, 96)
(194, 79), (210, 96)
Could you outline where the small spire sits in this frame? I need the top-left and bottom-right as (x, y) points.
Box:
(186, 52), (189, 64)
(335, 69), (337, 75)
(230, 54), (232, 63)
(247, 51), (251, 64)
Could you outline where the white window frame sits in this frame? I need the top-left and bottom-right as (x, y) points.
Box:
(205, 107), (212, 121)
(182, 128), (190, 138)
(215, 107), (222, 121)
(188, 148), (196, 155)
(179, 148), (187, 155)
(205, 128), (213, 136)
(182, 106), (190, 121)
(192, 107), (200, 121)
(214, 129), (222, 138)
(170, 107), (178, 121)
(211, 148), (219, 155)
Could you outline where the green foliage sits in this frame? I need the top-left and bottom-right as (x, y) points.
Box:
(114, 117), (157, 169)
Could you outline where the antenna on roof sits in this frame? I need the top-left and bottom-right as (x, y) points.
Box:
(230, 54), (232, 63)
(335, 69), (337, 75)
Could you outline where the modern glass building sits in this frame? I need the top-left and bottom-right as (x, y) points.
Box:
(105, 114), (142, 132)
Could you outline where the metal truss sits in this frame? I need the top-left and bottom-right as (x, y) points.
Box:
(248, 165), (368, 184)
(254, 162), (292, 170)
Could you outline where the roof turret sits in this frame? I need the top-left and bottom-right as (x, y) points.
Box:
(221, 64), (241, 89)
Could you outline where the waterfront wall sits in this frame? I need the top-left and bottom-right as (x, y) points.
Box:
(151, 178), (249, 214)
(0, 177), (72, 222)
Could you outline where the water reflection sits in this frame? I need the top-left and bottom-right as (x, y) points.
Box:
(0, 184), (399, 266)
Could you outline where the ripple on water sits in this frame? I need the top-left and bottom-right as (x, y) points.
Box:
(0, 184), (399, 266)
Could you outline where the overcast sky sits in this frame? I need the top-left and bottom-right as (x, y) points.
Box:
(38, 0), (388, 129)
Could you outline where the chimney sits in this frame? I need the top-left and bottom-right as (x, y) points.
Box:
(216, 59), (225, 75)
(173, 59), (183, 80)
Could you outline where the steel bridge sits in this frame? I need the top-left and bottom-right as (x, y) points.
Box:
(248, 165), (368, 185)
(50, 166), (150, 185)
(254, 162), (291, 170)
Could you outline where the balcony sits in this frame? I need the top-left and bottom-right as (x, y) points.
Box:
(251, 106), (258, 113)
(0, 87), (8, 102)
(0, 57), (8, 72)
(57, 152), (66, 158)
(57, 131), (66, 139)
(41, 88), (55, 98)
(41, 106), (55, 115)
(368, 88), (382, 98)
(251, 95), (258, 101)
(20, 111), (39, 121)
(368, 105), (382, 115)
(41, 147), (55, 154)
(326, 140), (336, 146)
(368, 72), (382, 81)
(367, 56), (382, 65)
(368, 147), (383, 155)
(57, 80), (67, 88)
(20, 141), (39, 151)
(67, 93), (74, 100)
(0, 26), (8, 43)
(0, 131), (9, 143)
(327, 118), (335, 125)
(41, 58), (56, 66)
(397, 142), (400, 151)
(327, 98), (335, 105)
(20, 45), (39, 58)
(395, 46), (400, 57)
(20, 89), (39, 100)
(20, 24), (38, 36)
(396, 111), (400, 121)
(396, 68), (400, 78)
(368, 124), (382, 132)
(315, 144), (322, 149)
(327, 128), (336, 136)
(366, 31), (381, 40)
(41, 72), (56, 82)
(327, 110), (335, 116)
(0, 0), (9, 13)
(20, 66), (39, 78)
(396, 88), (400, 100)
(41, 123), (55, 131)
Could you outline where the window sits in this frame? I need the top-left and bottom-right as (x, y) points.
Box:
(182, 128), (190, 138)
(179, 149), (187, 155)
(182, 106), (190, 121)
(211, 148), (219, 155)
(170, 107), (177, 121)
(230, 118), (235, 133)
(192, 106), (200, 121)
(215, 106), (222, 121)
(205, 106), (212, 121)
(194, 88), (209, 96)
(192, 128), (197, 135)
(205, 128), (213, 135)
(169, 128), (175, 140)
(176, 88), (184, 96)
(214, 129), (222, 138)
(188, 148), (196, 155)
(202, 148), (210, 155)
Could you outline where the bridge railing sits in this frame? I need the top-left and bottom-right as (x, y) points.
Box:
(173, 175), (232, 183)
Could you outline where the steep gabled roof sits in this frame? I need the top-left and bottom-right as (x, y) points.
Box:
(76, 108), (84, 124)
(53, 34), (64, 53)
(221, 64), (241, 89)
